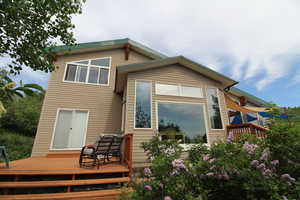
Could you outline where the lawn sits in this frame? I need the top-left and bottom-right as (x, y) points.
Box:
(0, 128), (34, 161)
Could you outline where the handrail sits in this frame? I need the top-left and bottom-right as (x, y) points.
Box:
(123, 134), (133, 180)
(227, 123), (268, 140)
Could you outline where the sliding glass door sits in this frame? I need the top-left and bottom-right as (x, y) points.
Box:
(52, 109), (88, 149)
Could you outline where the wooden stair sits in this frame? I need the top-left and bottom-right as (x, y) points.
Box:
(0, 189), (122, 200)
(0, 177), (130, 188)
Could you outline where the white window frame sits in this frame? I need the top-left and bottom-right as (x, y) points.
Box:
(155, 82), (204, 98)
(49, 108), (89, 151)
(206, 87), (225, 131)
(62, 57), (111, 86)
(155, 100), (210, 148)
(134, 80), (153, 130)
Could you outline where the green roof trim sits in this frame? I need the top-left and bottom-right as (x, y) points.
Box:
(230, 87), (271, 107)
(49, 38), (167, 59)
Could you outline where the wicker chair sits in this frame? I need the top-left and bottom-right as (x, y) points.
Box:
(79, 134), (114, 168)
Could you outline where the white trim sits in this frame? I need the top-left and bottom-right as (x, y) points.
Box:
(62, 56), (111, 86)
(49, 108), (89, 151)
(134, 80), (153, 130)
(206, 87), (225, 131)
(155, 100), (210, 145)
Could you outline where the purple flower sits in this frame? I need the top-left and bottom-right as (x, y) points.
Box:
(203, 154), (210, 161)
(227, 132), (234, 144)
(164, 196), (172, 200)
(262, 169), (272, 177)
(159, 183), (164, 188)
(250, 160), (259, 167)
(260, 148), (270, 161)
(257, 163), (266, 171)
(144, 168), (152, 177)
(243, 142), (258, 154)
(271, 160), (279, 165)
(145, 185), (152, 191)
(281, 174), (296, 185)
(172, 159), (186, 170)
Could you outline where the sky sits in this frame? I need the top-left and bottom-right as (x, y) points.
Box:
(11, 0), (300, 107)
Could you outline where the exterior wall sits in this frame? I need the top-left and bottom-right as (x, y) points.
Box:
(31, 49), (153, 156)
(124, 64), (230, 163)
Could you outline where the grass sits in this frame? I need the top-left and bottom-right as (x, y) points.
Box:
(0, 128), (34, 161)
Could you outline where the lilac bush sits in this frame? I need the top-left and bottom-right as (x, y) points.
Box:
(121, 121), (300, 200)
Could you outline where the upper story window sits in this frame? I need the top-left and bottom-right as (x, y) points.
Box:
(64, 57), (111, 85)
(155, 83), (203, 98)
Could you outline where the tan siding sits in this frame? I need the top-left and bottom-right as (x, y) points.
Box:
(31, 49), (153, 156)
(125, 65), (230, 163)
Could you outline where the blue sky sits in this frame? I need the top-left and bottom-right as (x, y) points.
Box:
(8, 0), (300, 107)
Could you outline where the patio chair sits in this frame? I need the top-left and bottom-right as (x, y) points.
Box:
(107, 135), (124, 163)
(79, 134), (115, 169)
(0, 146), (9, 168)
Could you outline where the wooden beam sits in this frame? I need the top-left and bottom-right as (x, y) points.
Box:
(124, 43), (131, 60)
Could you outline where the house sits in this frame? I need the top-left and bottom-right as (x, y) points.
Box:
(31, 38), (269, 165)
(0, 38), (270, 199)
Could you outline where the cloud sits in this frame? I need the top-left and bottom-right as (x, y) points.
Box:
(4, 0), (300, 91)
(70, 0), (300, 90)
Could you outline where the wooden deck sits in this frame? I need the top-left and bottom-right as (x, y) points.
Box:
(0, 134), (134, 200)
(227, 123), (268, 140)
(0, 157), (129, 175)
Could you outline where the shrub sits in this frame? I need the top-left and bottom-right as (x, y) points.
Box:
(0, 128), (34, 161)
(123, 121), (300, 200)
(0, 94), (44, 136)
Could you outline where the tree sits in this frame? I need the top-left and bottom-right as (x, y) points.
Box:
(0, 0), (85, 74)
(0, 69), (44, 116)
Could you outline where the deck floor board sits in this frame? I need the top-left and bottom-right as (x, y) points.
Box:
(0, 157), (129, 175)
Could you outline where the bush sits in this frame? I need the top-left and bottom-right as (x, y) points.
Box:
(123, 121), (300, 200)
(0, 128), (34, 161)
(0, 94), (43, 136)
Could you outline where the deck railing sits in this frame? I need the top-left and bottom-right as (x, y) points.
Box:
(123, 134), (133, 178)
(227, 123), (268, 140)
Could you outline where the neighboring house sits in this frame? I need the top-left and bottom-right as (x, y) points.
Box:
(31, 38), (269, 165)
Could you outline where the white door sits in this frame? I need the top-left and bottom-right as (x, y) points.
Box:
(52, 109), (88, 149)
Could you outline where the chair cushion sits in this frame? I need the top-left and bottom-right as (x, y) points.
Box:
(83, 148), (94, 155)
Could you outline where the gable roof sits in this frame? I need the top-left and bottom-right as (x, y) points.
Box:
(115, 56), (238, 93)
(229, 87), (271, 107)
(50, 38), (168, 59)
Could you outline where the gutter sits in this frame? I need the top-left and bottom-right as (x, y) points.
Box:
(224, 82), (239, 92)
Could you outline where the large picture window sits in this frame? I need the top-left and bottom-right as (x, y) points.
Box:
(207, 88), (223, 129)
(157, 102), (207, 144)
(135, 81), (152, 129)
(64, 57), (111, 85)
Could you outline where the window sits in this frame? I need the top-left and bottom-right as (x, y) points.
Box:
(155, 83), (203, 98)
(207, 88), (223, 129)
(135, 81), (152, 129)
(181, 86), (203, 98)
(64, 57), (111, 85)
(156, 83), (180, 96)
(157, 102), (207, 144)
